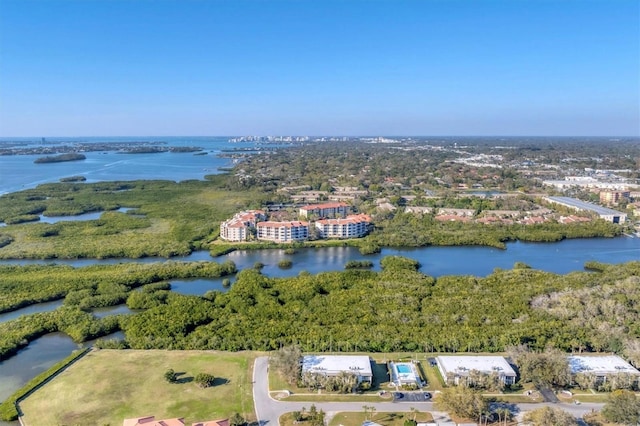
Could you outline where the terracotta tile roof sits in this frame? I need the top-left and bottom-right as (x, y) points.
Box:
(258, 221), (309, 228)
(192, 420), (230, 426)
(316, 214), (371, 225)
(435, 214), (470, 222)
(123, 416), (185, 426)
(300, 202), (349, 210)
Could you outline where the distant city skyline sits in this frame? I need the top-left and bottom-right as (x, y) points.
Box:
(0, 0), (638, 137)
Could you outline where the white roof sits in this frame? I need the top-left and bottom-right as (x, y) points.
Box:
(545, 196), (626, 216)
(437, 356), (516, 376)
(568, 355), (640, 375)
(302, 355), (372, 377)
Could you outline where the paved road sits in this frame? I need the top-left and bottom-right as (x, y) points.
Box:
(252, 357), (604, 426)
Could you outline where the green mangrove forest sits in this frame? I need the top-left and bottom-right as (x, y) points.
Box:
(0, 261), (236, 359)
(2, 256), (639, 366)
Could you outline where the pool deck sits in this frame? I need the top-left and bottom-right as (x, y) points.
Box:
(390, 361), (422, 387)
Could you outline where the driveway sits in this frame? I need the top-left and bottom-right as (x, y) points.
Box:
(252, 357), (604, 426)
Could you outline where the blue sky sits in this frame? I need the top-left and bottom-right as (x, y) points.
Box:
(0, 0), (638, 137)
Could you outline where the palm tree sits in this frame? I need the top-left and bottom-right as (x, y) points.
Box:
(410, 407), (419, 421)
(497, 408), (512, 425)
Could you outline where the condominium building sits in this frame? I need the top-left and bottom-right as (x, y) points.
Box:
(301, 355), (373, 384)
(299, 202), (349, 219)
(436, 356), (517, 386)
(256, 221), (309, 243)
(315, 214), (372, 239)
(568, 355), (640, 387)
(219, 210), (266, 242)
(599, 190), (630, 206)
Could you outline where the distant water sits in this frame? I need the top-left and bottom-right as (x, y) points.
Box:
(0, 136), (261, 195)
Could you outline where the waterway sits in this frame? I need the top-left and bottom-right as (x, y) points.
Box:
(2, 236), (639, 277)
(0, 300), (64, 324)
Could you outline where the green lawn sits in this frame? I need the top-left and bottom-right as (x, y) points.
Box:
(566, 394), (609, 403)
(280, 411), (435, 426)
(279, 394), (392, 403)
(19, 349), (257, 426)
(421, 365), (445, 392)
(327, 411), (434, 426)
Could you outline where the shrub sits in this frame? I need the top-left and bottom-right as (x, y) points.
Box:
(380, 256), (420, 271)
(278, 259), (293, 269)
(230, 413), (245, 426)
(358, 242), (381, 255)
(345, 260), (374, 269)
(164, 368), (177, 383)
(195, 372), (216, 388)
(358, 381), (371, 391)
(0, 234), (13, 248)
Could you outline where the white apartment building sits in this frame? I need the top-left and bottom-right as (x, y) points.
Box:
(299, 202), (349, 219)
(568, 355), (640, 387)
(315, 214), (372, 239)
(219, 210), (266, 242)
(436, 355), (517, 386)
(302, 355), (373, 384)
(256, 221), (309, 243)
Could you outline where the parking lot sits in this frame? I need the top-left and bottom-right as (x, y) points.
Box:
(393, 391), (432, 402)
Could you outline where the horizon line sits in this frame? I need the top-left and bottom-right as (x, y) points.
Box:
(1, 135), (639, 139)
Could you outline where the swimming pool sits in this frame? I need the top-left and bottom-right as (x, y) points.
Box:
(391, 362), (420, 386)
(396, 364), (412, 374)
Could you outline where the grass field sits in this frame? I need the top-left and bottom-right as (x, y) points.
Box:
(327, 411), (435, 426)
(278, 394), (392, 403)
(19, 349), (257, 426)
(280, 411), (435, 426)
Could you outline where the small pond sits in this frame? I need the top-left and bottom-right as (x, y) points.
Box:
(37, 207), (138, 224)
(90, 304), (137, 318)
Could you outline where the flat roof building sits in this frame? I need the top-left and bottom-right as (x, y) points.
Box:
(569, 355), (640, 377)
(543, 179), (638, 191)
(544, 196), (627, 223)
(301, 355), (373, 383)
(568, 355), (640, 389)
(436, 355), (516, 386)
